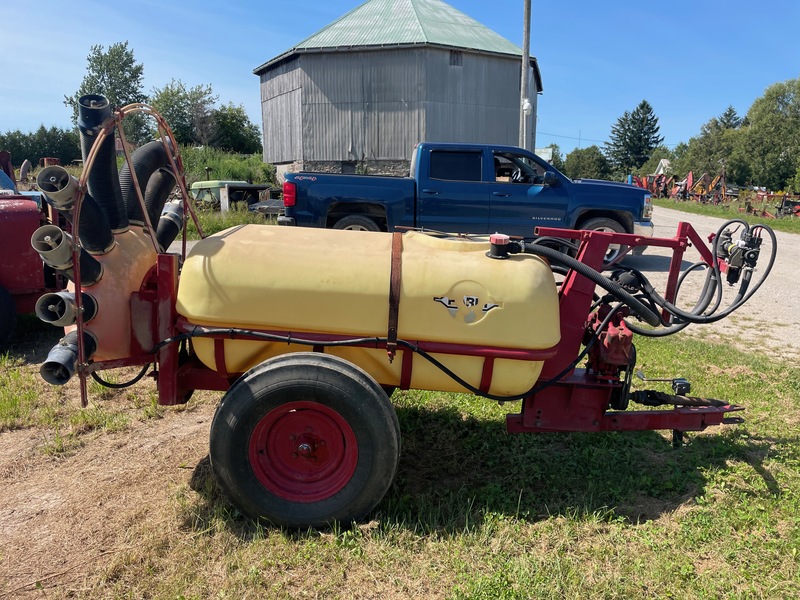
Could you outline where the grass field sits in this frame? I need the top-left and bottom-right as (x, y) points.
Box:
(654, 198), (800, 235)
(1, 316), (798, 598)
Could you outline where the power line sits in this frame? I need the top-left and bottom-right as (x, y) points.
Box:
(537, 131), (682, 149)
(538, 131), (605, 144)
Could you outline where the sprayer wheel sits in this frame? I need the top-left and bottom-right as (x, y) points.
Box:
(0, 286), (16, 351)
(209, 352), (400, 528)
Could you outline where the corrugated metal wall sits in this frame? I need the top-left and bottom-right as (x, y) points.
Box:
(300, 50), (425, 162)
(259, 48), (525, 164)
(423, 49), (521, 145)
(260, 62), (304, 163)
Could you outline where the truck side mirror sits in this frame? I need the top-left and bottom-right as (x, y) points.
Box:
(543, 171), (558, 186)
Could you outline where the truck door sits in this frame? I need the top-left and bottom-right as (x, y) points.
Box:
(416, 148), (490, 234)
(488, 151), (571, 238)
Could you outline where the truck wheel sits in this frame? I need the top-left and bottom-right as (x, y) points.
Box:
(332, 215), (381, 231)
(209, 352), (400, 528)
(579, 217), (627, 263)
(0, 286), (16, 351)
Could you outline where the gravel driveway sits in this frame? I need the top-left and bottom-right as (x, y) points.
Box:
(622, 205), (798, 361)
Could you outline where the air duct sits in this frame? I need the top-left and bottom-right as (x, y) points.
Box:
(119, 140), (170, 226)
(35, 291), (98, 327)
(40, 330), (97, 385)
(36, 166), (114, 254)
(156, 199), (184, 251)
(144, 167), (176, 229)
(31, 225), (103, 285)
(77, 94), (128, 232)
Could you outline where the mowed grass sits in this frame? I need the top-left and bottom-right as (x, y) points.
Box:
(1, 329), (795, 598)
(653, 197), (800, 235)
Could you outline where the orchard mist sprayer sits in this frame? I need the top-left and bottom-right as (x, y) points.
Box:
(32, 96), (777, 528)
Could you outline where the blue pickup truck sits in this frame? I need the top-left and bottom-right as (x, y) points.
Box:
(279, 142), (653, 256)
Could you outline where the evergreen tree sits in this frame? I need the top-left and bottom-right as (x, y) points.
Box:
(718, 105), (743, 129)
(604, 100), (664, 174)
(545, 143), (565, 170)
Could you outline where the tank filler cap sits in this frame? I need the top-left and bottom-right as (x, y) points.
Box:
(486, 233), (511, 260)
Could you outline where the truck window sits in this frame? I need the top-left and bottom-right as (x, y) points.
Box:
(493, 151), (546, 184)
(429, 151), (482, 182)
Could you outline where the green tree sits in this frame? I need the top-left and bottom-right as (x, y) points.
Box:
(737, 78), (800, 190)
(718, 105), (743, 129)
(670, 107), (747, 184)
(64, 42), (149, 145)
(563, 145), (612, 180)
(0, 127), (80, 166)
(545, 143), (564, 171)
(636, 145), (675, 177)
(211, 104), (262, 154)
(150, 79), (218, 146)
(604, 100), (664, 175)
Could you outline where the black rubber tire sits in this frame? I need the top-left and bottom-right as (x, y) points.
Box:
(578, 217), (627, 263)
(0, 286), (16, 351)
(332, 215), (381, 231)
(209, 352), (400, 528)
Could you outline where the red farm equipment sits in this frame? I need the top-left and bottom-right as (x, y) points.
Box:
(30, 95), (778, 528)
(0, 184), (68, 350)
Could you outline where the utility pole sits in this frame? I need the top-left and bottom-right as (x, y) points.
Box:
(519, 0), (532, 150)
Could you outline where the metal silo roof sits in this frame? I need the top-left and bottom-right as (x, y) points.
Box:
(254, 0), (527, 73)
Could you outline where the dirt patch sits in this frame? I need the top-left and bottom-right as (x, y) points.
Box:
(0, 401), (216, 597)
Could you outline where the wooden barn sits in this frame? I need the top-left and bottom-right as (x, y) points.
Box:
(253, 0), (542, 176)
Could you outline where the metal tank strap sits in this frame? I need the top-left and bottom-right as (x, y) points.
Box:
(387, 231), (403, 362)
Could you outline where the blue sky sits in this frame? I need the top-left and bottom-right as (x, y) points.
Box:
(3, 0), (799, 155)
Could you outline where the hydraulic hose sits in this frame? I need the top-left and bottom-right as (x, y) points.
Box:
(148, 302), (629, 402)
(520, 241), (662, 326)
(78, 94), (128, 232)
(621, 219), (776, 335)
(648, 220), (775, 325)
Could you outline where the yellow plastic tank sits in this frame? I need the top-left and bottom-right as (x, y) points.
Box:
(176, 225), (560, 395)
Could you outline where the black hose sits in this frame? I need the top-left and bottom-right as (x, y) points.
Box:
(91, 364), (150, 389)
(645, 221), (776, 325)
(148, 304), (627, 403)
(520, 242), (662, 326)
(119, 140), (170, 226)
(77, 94), (128, 232)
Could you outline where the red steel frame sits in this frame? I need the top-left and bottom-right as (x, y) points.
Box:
(85, 222), (741, 435)
(506, 224), (737, 434)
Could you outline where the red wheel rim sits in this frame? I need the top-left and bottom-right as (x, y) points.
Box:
(248, 400), (358, 503)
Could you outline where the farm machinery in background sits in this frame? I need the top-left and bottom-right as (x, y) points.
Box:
(30, 95), (777, 528)
(632, 170), (737, 205)
(0, 153), (68, 349)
